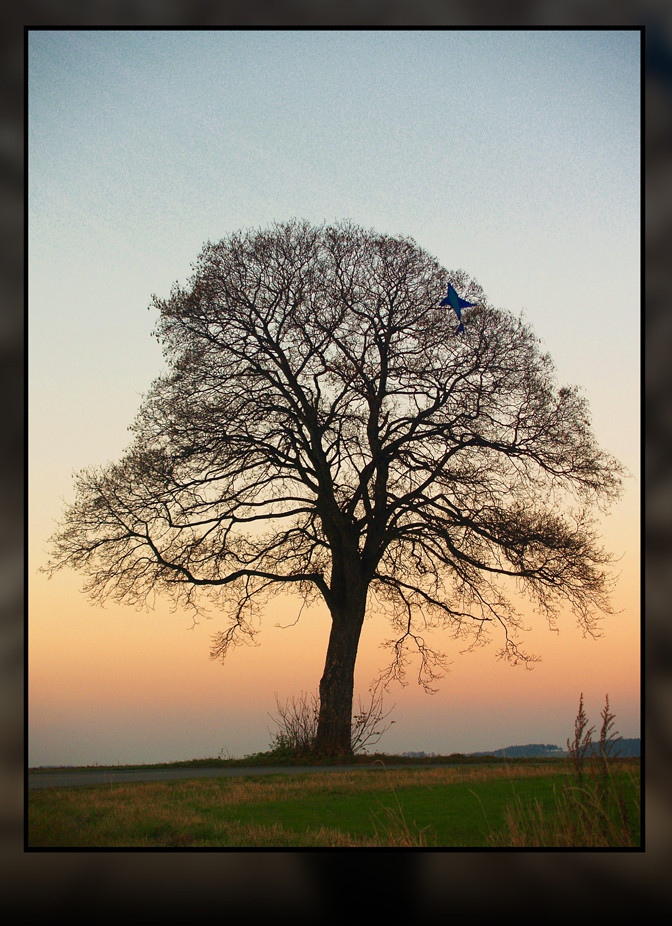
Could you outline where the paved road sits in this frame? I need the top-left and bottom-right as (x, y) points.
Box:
(27, 762), (448, 790)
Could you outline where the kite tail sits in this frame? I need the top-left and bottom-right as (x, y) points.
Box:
(457, 322), (465, 334)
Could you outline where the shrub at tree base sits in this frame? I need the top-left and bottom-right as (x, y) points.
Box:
(268, 688), (394, 758)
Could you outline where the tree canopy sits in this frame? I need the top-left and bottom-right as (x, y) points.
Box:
(46, 219), (624, 754)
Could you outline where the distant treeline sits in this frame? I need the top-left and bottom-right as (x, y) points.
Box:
(470, 743), (563, 758)
(584, 737), (640, 757)
(469, 738), (640, 758)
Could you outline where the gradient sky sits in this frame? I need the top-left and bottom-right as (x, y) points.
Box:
(28, 28), (641, 766)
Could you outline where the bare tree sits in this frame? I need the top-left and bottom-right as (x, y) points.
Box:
(45, 220), (624, 756)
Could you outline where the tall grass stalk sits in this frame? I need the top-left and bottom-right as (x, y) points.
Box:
(490, 694), (640, 847)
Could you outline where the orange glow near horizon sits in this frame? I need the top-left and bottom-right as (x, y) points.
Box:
(29, 487), (640, 767)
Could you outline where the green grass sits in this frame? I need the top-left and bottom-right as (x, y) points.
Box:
(27, 760), (640, 848)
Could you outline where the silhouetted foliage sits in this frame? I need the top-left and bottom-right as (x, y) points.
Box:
(268, 686), (394, 757)
(46, 220), (624, 756)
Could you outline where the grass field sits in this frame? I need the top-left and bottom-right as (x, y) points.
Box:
(27, 759), (640, 848)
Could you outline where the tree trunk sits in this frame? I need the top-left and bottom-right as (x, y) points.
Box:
(314, 589), (367, 757)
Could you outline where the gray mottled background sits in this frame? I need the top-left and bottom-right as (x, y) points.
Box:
(7, 2), (661, 918)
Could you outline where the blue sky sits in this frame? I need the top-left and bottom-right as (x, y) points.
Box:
(29, 29), (640, 457)
(28, 29), (641, 765)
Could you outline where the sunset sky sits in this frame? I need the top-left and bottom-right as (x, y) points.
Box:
(28, 28), (641, 767)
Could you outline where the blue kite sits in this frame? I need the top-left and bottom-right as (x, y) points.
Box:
(440, 283), (475, 334)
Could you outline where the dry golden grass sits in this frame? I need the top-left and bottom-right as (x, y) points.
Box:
(489, 762), (641, 847)
(28, 763), (636, 849)
(29, 762), (586, 848)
